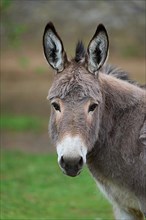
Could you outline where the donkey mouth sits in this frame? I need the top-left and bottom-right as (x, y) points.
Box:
(62, 169), (81, 177)
(58, 154), (84, 177)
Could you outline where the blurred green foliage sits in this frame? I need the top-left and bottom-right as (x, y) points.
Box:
(0, 115), (45, 132)
(0, 0), (11, 11)
(121, 45), (140, 58)
(8, 24), (28, 48)
(35, 66), (46, 75)
(1, 150), (113, 219)
(18, 56), (30, 69)
(1, 0), (28, 48)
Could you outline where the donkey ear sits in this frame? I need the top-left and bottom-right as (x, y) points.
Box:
(43, 22), (67, 72)
(87, 24), (109, 74)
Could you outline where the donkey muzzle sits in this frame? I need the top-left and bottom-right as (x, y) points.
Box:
(59, 156), (83, 177)
(56, 135), (87, 177)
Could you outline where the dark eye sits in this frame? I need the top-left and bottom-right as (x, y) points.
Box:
(88, 103), (98, 113)
(52, 102), (61, 112)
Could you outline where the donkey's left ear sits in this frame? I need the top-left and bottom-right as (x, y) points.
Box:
(43, 22), (67, 72)
(87, 24), (109, 74)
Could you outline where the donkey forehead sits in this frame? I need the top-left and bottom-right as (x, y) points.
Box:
(48, 64), (101, 101)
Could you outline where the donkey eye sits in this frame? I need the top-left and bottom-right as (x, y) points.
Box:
(52, 102), (61, 112)
(88, 103), (98, 113)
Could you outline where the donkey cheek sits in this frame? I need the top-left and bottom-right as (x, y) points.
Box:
(87, 114), (94, 125)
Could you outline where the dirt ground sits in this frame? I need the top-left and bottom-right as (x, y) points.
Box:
(1, 51), (146, 153)
(1, 131), (54, 153)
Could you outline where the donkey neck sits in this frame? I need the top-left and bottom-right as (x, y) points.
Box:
(99, 72), (144, 110)
(97, 73), (145, 141)
(87, 73), (145, 179)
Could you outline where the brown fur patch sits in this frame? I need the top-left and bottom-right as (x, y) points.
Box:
(127, 208), (144, 219)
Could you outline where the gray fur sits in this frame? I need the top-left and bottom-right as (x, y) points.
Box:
(48, 63), (146, 219)
(43, 22), (146, 219)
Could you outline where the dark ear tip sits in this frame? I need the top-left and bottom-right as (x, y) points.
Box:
(44, 21), (56, 32)
(96, 23), (107, 33)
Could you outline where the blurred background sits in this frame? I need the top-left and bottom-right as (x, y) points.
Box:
(1, 0), (145, 219)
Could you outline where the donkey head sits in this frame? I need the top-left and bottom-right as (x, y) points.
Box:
(43, 22), (109, 177)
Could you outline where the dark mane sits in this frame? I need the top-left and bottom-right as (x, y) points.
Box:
(75, 41), (86, 62)
(102, 64), (141, 86)
(102, 64), (129, 80)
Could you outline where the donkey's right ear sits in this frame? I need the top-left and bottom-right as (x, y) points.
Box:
(43, 22), (67, 72)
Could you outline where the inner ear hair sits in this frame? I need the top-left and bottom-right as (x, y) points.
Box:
(87, 24), (109, 74)
(43, 22), (67, 72)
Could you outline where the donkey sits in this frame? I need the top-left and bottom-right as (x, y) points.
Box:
(43, 22), (146, 219)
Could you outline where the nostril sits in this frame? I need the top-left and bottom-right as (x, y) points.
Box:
(60, 156), (65, 168)
(78, 157), (83, 168)
(59, 156), (84, 171)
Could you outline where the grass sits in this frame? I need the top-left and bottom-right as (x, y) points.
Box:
(0, 115), (45, 132)
(1, 150), (113, 220)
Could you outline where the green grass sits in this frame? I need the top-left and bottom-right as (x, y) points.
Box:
(1, 150), (113, 219)
(0, 115), (45, 132)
